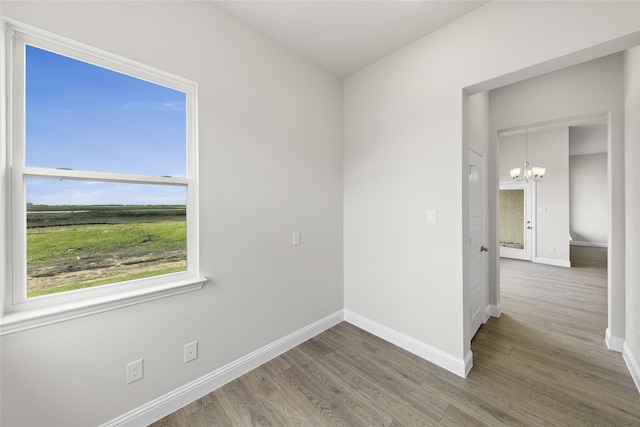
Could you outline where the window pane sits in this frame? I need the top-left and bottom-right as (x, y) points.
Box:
(26, 178), (187, 298)
(499, 189), (525, 250)
(25, 45), (186, 177)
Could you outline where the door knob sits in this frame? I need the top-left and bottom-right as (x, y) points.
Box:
(480, 246), (489, 252)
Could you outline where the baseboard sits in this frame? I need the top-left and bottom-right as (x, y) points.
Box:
(101, 310), (344, 427)
(533, 257), (571, 268)
(463, 350), (473, 377)
(486, 303), (502, 318)
(344, 310), (471, 378)
(570, 240), (608, 248)
(623, 342), (640, 394)
(605, 328), (624, 352)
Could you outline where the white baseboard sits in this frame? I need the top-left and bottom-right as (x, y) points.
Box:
(605, 328), (624, 352)
(101, 310), (344, 427)
(344, 310), (471, 378)
(570, 240), (608, 248)
(486, 303), (502, 318)
(534, 257), (571, 268)
(463, 350), (473, 376)
(103, 309), (476, 425)
(623, 342), (640, 394)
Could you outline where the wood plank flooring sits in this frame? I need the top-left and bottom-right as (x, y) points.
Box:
(150, 251), (639, 426)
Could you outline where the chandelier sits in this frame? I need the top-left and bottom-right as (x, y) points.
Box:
(510, 129), (545, 182)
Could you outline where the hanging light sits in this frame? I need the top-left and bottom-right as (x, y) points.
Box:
(510, 129), (545, 182)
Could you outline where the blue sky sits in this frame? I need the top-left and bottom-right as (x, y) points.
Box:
(25, 45), (187, 205)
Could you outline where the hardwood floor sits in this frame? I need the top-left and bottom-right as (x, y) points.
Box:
(570, 244), (607, 268)
(150, 253), (639, 426)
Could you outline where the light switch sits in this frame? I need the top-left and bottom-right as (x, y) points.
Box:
(427, 210), (437, 224)
(293, 232), (301, 245)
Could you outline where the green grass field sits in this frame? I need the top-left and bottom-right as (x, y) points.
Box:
(28, 221), (186, 265)
(26, 205), (187, 297)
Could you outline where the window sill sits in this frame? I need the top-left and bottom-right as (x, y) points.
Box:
(0, 277), (206, 336)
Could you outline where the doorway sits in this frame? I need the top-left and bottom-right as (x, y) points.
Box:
(499, 182), (534, 261)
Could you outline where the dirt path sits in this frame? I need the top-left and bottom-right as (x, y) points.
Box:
(28, 250), (186, 294)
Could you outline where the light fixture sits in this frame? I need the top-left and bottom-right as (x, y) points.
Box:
(510, 129), (545, 182)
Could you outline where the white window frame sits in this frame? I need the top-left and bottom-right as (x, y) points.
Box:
(1, 20), (204, 335)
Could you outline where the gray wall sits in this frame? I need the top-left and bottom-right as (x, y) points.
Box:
(570, 153), (608, 245)
(624, 45), (640, 394)
(2, 2), (640, 426)
(0, 2), (343, 425)
(344, 1), (638, 365)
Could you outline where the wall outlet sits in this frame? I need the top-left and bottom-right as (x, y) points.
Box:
(184, 341), (198, 363)
(126, 359), (144, 384)
(548, 246), (555, 254)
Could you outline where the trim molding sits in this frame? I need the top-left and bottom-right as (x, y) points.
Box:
(605, 328), (624, 353)
(570, 240), (608, 248)
(463, 350), (473, 377)
(100, 310), (343, 427)
(486, 303), (502, 318)
(1, 278), (206, 336)
(623, 342), (640, 394)
(344, 310), (471, 378)
(533, 257), (571, 268)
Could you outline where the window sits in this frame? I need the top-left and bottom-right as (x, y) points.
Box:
(2, 23), (202, 331)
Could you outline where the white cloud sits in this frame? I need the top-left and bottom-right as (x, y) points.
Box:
(122, 101), (185, 112)
(27, 180), (186, 205)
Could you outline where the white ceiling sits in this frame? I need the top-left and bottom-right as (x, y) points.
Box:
(214, 1), (489, 77)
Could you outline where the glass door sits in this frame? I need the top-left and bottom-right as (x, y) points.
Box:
(499, 182), (534, 261)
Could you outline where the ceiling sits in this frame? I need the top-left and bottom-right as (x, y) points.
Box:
(214, 1), (489, 77)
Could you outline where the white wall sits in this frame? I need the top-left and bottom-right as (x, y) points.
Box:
(570, 153), (608, 245)
(624, 45), (640, 392)
(0, 2), (343, 426)
(344, 0), (639, 369)
(570, 124), (608, 155)
(468, 92), (490, 155)
(2, 2), (640, 425)
(500, 127), (570, 266)
(489, 53), (626, 345)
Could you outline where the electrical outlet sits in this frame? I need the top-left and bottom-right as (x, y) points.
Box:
(184, 341), (198, 363)
(126, 359), (144, 384)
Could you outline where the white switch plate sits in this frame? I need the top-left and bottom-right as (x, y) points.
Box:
(293, 231), (301, 245)
(427, 210), (437, 224)
(184, 341), (198, 363)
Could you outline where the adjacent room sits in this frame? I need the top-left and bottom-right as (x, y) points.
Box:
(1, 1), (639, 426)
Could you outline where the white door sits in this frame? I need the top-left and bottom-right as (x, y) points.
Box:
(469, 147), (487, 339)
(499, 182), (534, 261)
